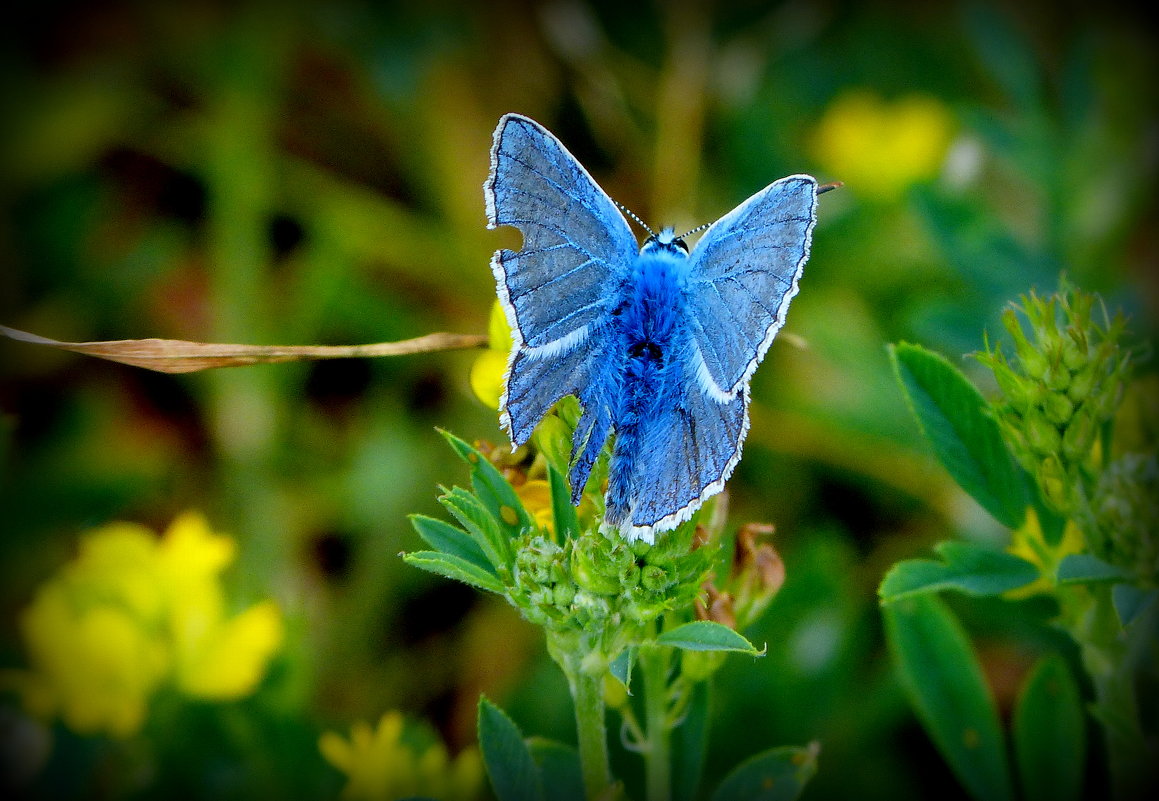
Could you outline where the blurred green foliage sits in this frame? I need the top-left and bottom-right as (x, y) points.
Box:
(0, 1), (1154, 800)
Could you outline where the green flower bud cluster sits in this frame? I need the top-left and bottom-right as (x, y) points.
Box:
(506, 526), (717, 636)
(976, 283), (1133, 513)
(1089, 454), (1159, 585)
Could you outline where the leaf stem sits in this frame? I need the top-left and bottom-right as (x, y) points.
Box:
(641, 645), (672, 801)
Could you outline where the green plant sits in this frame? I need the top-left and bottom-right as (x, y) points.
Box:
(403, 412), (818, 801)
(881, 280), (1156, 801)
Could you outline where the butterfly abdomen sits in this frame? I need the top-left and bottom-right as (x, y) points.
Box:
(604, 243), (694, 528)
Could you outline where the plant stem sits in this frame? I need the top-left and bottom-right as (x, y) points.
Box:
(1092, 665), (1146, 801)
(641, 645), (671, 801)
(1071, 586), (1150, 801)
(571, 664), (612, 801)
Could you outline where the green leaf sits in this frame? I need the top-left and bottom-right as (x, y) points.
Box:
(890, 343), (1028, 529)
(710, 743), (819, 801)
(1056, 553), (1129, 585)
(878, 541), (1039, 601)
(1112, 585), (1157, 627)
(1032, 495), (1068, 548)
(440, 429), (533, 537)
(403, 551), (505, 594)
(673, 681), (710, 801)
(883, 595), (1013, 801)
(656, 621), (763, 655)
(478, 696), (544, 801)
(547, 464), (580, 541)
(410, 515), (496, 575)
(440, 486), (509, 572)
(1012, 654), (1085, 801)
(526, 739), (584, 801)
(609, 648), (633, 693)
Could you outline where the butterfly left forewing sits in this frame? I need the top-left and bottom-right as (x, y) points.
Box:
(486, 114), (636, 499)
(486, 114), (637, 356)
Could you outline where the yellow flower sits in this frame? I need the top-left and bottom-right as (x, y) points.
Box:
(10, 511), (284, 737)
(1005, 506), (1085, 599)
(812, 90), (955, 201)
(516, 479), (554, 533)
(319, 712), (484, 801)
(154, 512), (284, 701)
(18, 582), (169, 738)
(470, 300), (514, 409)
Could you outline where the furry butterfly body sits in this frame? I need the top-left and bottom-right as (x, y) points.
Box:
(486, 113), (818, 542)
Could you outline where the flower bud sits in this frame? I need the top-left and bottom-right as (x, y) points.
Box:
(1062, 337), (1088, 371)
(571, 540), (621, 596)
(1024, 408), (1062, 456)
(751, 545), (787, 596)
(1092, 454), (1159, 582)
(1061, 408), (1097, 461)
(1002, 310), (1045, 378)
(552, 582), (576, 607)
(1067, 365), (1098, 403)
(992, 362), (1031, 411)
(696, 583), (737, 629)
(640, 565), (670, 593)
(1043, 393), (1074, 426)
(621, 562), (642, 588)
(1044, 364), (1071, 393)
(1035, 455), (1070, 513)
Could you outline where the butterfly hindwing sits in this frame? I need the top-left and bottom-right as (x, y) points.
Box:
(486, 114), (636, 455)
(606, 374), (749, 537)
(685, 175), (817, 401)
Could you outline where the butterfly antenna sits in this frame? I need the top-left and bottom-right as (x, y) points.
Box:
(615, 201), (656, 237)
(818, 181), (844, 194)
(676, 221), (713, 240)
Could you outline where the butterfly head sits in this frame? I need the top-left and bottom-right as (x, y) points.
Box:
(642, 227), (689, 256)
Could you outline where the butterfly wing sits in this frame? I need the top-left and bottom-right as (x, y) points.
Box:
(485, 114), (637, 462)
(684, 175), (817, 401)
(605, 175), (817, 541)
(606, 380), (749, 542)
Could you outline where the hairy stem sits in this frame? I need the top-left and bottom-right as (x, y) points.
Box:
(641, 645), (672, 801)
(1071, 586), (1149, 801)
(571, 666), (613, 801)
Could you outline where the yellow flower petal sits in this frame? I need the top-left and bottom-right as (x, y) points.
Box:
(470, 349), (509, 409)
(488, 299), (513, 351)
(1005, 506), (1085, 599)
(20, 583), (168, 738)
(175, 600), (284, 700)
(71, 523), (165, 623)
(516, 479), (554, 533)
(158, 511), (236, 583)
(318, 712), (482, 801)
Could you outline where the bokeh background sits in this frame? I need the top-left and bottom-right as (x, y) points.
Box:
(1, 0), (1155, 799)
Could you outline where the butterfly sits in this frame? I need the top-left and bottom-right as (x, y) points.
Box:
(485, 113), (821, 543)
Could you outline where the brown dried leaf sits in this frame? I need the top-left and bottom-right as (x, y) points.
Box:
(1, 325), (488, 374)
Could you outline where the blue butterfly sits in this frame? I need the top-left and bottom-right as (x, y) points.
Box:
(485, 113), (820, 543)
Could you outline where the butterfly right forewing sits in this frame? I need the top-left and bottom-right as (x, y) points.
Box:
(684, 175), (817, 401)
